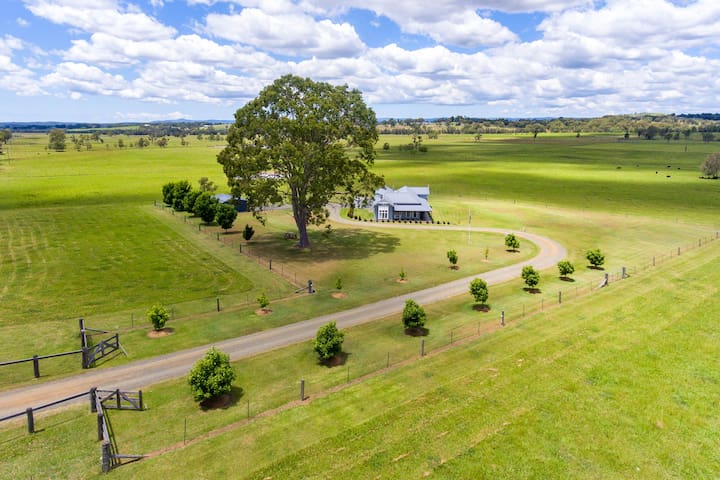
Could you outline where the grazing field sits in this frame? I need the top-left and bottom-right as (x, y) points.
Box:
(2, 226), (717, 479)
(1, 131), (719, 477)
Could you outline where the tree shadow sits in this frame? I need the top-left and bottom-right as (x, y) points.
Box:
(318, 351), (349, 368)
(200, 386), (245, 411)
(523, 287), (542, 294)
(586, 265), (605, 270)
(472, 304), (491, 312)
(404, 326), (429, 337)
(247, 228), (401, 265)
(506, 248), (519, 253)
(559, 276), (576, 282)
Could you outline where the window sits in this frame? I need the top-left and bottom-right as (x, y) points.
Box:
(378, 206), (389, 220)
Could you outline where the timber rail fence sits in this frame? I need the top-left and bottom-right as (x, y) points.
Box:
(0, 387), (145, 474)
(150, 231), (720, 461)
(0, 319), (123, 380)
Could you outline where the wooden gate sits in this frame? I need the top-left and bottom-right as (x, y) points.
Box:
(82, 334), (121, 368)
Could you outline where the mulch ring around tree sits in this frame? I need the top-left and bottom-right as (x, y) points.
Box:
(147, 327), (175, 338)
(331, 292), (347, 299)
(255, 308), (272, 315)
(396, 279), (408, 283)
(200, 393), (233, 410)
(404, 326), (429, 337)
(320, 351), (348, 367)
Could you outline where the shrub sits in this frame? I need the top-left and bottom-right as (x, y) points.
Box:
(257, 291), (269, 309)
(447, 249), (458, 267)
(557, 260), (575, 278)
(469, 278), (489, 305)
(242, 224), (255, 241)
(521, 265), (540, 289)
(505, 233), (520, 251)
(187, 347), (236, 402)
(146, 304), (169, 331)
(402, 299), (426, 329)
(586, 249), (605, 268)
(313, 322), (344, 361)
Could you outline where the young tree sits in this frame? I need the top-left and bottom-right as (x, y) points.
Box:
(313, 321), (345, 361)
(335, 277), (343, 291)
(242, 224), (255, 242)
(469, 278), (489, 305)
(701, 153), (720, 178)
(193, 192), (219, 223)
(162, 181), (177, 205)
(198, 176), (218, 192)
(402, 299), (426, 329)
(183, 189), (201, 212)
(215, 203), (238, 231)
(257, 291), (269, 309)
(446, 249), (459, 268)
(172, 180), (192, 211)
(147, 304), (169, 331)
(187, 347), (236, 402)
(505, 233), (520, 251)
(217, 75), (383, 249)
(586, 249), (605, 268)
(521, 265), (540, 289)
(557, 260), (575, 279)
(48, 128), (66, 151)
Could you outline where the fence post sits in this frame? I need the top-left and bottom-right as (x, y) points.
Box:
(32, 355), (40, 378)
(90, 387), (97, 412)
(420, 339), (425, 357)
(138, 390), (143, 410)
(97, 411), (104, 441)
(605, 273), (609, 285)
(653, 256), (655, 266)
(26, 408), (35, 434)
(101, 442), (112, 472)
(622, 267), (627, 279)
(558, 291), (562, 304)
(386, 352), (390, 368)
(116, 389), (121, 410)
(82, 347), (89, 369)
(678, 246), (681, 256)
(300, 379), (305, 401)
(216, 298), (221, 312)
(501, 310), (505, 326)
(79, 318), (87, 349)
(269, 259), (272, 270)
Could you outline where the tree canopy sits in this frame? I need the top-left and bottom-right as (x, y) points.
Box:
(217, 74), (383, 248)
(187, 347), (236, 402)
(701, 153), (720, 178)
(402, 299), (427, 329)
(469, 278), (489, 305)
(313, 321), (345, 361)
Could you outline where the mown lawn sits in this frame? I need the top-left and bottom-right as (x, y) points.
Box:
(2, 223), (717, 479)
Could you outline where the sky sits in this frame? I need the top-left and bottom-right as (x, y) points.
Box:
(1, 0), (720, 122)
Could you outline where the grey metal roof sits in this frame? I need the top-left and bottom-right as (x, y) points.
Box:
(372, 186), (432, 212)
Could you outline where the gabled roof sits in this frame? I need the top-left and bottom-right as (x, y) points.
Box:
(373, 186), (432, 212)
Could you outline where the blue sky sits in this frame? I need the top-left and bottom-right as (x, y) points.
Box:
(1, 0), (719, 122)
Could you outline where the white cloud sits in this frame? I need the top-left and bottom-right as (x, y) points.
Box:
(42, 62), (127, 96)
(16, 17), (30, 27)
(114, 111), (190, 121)
(204, 8), (365, 58)
(539, 0), (720, 50)
(23, 0), (176, 41)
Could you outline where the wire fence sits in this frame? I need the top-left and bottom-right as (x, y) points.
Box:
(156, 230), (720, 456)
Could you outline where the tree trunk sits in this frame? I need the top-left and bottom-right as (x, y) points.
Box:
(296, 221), (310, 248)
(291, 194), (311, 248)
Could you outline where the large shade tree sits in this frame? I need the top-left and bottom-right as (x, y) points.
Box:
(217, 75), (383, 248)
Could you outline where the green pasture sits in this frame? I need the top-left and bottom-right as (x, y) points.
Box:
(2, 226), (718, 479)
(377, 133), (720, 224)
(0, 133), (717, 388)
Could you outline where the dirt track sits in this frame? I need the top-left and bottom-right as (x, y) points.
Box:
(0, 214), (565, 419)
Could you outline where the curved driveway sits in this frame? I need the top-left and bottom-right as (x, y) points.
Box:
(0, 214), (565, 419)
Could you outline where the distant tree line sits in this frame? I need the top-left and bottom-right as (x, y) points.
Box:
(377, 113), (720, 139)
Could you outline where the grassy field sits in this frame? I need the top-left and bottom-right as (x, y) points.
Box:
(2, 221), (717, 479)
(1, 131), (719, 477)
